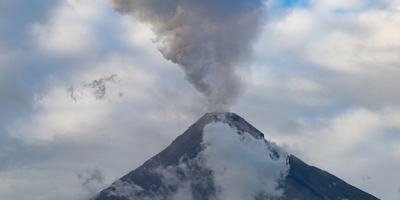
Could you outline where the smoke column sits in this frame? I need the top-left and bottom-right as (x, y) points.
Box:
(106, 0), (266, 110)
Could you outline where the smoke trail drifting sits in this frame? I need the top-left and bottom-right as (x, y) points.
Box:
(106, 0), (266, 110)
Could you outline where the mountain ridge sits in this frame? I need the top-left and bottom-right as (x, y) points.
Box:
(92, 112), (380, 200)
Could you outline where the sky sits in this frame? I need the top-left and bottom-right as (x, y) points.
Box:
(0, 0), (400, 199)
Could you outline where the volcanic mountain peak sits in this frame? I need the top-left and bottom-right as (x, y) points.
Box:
(201, 112), (264, 138)
(92, 112), (380, 200)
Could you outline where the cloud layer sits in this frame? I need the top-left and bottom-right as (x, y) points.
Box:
(1, 0), (400, 200)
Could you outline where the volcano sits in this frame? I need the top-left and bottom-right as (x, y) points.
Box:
(91, 112), (379, 200)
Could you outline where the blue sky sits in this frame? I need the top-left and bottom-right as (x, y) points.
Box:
(1, 0), (400, 199)
(276, 0), (308, 8)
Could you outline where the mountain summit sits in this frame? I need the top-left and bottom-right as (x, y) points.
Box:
(92, 112), (379, 200)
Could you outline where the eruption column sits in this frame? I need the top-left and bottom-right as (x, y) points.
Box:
(106, 0), (266, 110)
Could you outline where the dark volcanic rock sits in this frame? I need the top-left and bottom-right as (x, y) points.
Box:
(92, 112), (379, 200)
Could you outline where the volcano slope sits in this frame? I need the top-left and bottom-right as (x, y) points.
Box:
(91, 112), (379, 200)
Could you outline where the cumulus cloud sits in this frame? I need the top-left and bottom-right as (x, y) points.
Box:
(309, 0), (369, 11)
(267, 108), (400, 200)
(201, 121), (289, 200)
(305, 8), (400, 75)
(229, 2), (400, 199)
(0, 0), (62, 48)
(105, 0), (267, 110)
(107, 165), (197, 200)
(0, 0), (203, 199)
(240, 1), (400, 127)
(77, 167), (107, 195)
(2, 0), (400, 200)
(107, 180), (146, 200)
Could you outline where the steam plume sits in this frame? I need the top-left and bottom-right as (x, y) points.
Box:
(106, 0), (266, 110)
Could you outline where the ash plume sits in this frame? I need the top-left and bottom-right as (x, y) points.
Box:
(106, 0), (267, 110)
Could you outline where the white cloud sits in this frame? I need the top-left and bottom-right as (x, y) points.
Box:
(77, 167), (107, 196)
(305, 8), (400, 74)
(284, 77), (321, 91)
(310, 0), (369, 11)
(32, 0), (103, 55)
(271, 9), (317, 48)
(2, 0), (400, 200)
(0, 0), (202, 199)
(201, 121), (289, 200)
(107, 164), (197, 200)
(270, 107), (400, 200)
(233, 2), (400, 199)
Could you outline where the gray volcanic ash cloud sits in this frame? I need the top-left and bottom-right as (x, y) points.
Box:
(105, 0), (267, 110)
